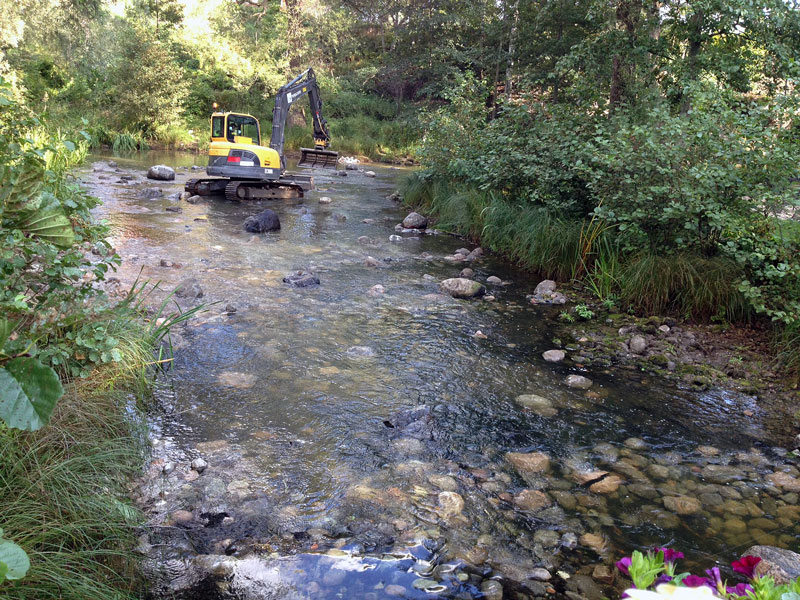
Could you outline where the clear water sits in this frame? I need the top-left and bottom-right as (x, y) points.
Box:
(80, 152), (800, 599)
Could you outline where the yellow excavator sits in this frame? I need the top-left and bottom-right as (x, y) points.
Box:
(185, 68), (338, 201)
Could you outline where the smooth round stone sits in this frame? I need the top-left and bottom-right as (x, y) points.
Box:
(624, 437), (648, 450)
(428, 474), (459, 491)
(385, 584), (407, 596)
(565, 374), (593, 389)
(438, 491), (465, 517)
(724, 518), (748, 533)
(481, 580), (503, 600)
(663, 495), (702, 515)
(515, 394), (557, 417)
(543, 349), (566, 363)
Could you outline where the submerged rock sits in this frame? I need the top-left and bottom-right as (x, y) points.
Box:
(283, 271), (320, 287)
(506, 451), (551, 476)
(439, 278), (486, 299)
(147, 164), (175, 180)
(486, 275), (502, 285)
(565, 374), (593, 389)
(513, 489), (552, 512)
(515, 394), (557, 417)
(137, 187), (163, 199)
(243, 209), (280, 233)
(663, 495), (702, 515)
(175, 278), (204, 299)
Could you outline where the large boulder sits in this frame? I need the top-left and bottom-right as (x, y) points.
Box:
(147, 165), (175, 181)
(243, 209), (280, 233)
(439, 278), (485, 299)
(745, 546), (800, 584)
(402, 212), (428, 229)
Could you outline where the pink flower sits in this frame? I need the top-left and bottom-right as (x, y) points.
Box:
(656, 548), (685, 564)
(731, 556), (761, 579)
(617, 556), (633, 576)
(683, 575), (711, 588)
(726, 583), (754, 597)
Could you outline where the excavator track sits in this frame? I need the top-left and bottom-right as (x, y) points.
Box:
(225, 181), (244, 202)
(185, 178), (200, 196)
(224, 179), (307, 201)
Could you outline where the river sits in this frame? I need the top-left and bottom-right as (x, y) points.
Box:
(78, 152), (800, 600)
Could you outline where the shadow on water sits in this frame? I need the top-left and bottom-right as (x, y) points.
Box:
(79, 153), (800, 599)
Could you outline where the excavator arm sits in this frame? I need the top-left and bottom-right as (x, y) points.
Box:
(269, 68), (338, 170)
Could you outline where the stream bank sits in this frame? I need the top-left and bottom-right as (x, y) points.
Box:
(79, 153), (800, 600)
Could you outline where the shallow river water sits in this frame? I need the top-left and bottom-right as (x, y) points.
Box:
(79, 153), (800, 600)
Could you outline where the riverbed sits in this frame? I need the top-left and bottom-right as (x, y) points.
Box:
(79, 153), (800, 600)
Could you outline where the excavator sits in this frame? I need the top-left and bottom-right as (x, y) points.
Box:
(185, 68), (338, 201)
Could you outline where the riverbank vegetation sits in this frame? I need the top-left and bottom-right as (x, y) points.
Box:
(0, 0), (427, 160)
(398, 1), (800, 377)
(0, 79), (193, 598)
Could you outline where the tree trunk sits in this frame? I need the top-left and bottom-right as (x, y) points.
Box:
(505, 0), (519, 101)
(681, 8), (704, 114)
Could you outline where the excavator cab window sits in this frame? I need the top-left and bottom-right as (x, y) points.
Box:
(226, 114), (259, 145)
(212, 116), (224, 139)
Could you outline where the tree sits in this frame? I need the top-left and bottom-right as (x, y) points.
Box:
(110, 25), (187, 131)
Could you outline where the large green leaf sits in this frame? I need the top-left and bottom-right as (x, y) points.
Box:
(0, 357), (63, 431)
(0, 536), (30, 581)
(13, 192), (74, 248)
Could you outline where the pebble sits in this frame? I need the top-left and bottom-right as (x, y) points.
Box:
(579, 533), (607, 554)
(473, 330), (488, 339)
(385, 584), (406, 596)
(629, 335), (648, 354)
(486, 276), (502, 284)
(460, 268), (475, 278)
(663, 495), (702, 515)
(438, 491), (465, 517)
(481, 580), (503, 600)
(367, 284), (385, 296)
(191, 458), (208, 473)
(319, 196), (332, 203)
(364, 171), (376, 177)
(513, 489), (552, 512)
(565, 374), (593, 389)
(515, 394), (557, 417)
(543, 349), (566, 363)
(506, 451), (551, 475)
(389, 235), (402, 242)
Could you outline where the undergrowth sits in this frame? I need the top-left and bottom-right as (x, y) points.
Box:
(402, 173), (797, 374)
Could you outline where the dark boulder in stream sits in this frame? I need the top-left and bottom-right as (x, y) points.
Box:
(283, 270), (320, 287)
(243, 209), (280, 233)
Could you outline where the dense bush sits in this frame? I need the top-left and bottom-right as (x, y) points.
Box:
(414, 77), (800, 333)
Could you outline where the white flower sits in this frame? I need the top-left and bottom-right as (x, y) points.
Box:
(625, 584), (715, 600)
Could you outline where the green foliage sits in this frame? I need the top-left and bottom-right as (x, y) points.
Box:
(628, 550), (666, 590)
(0, 79), (126, 380)
(0, 386), (146, 600)
(110, 25), (187, 133)
(0, 357), (63, 431)
(575, 304), (594, 320)
(0, 528), (30, 584)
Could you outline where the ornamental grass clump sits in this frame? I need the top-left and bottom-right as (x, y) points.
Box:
(617, 549), (800, 600)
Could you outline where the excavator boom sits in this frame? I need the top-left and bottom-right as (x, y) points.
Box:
(270, 68), (338, 170)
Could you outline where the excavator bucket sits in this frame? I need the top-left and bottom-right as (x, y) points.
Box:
(298, 147), (339, 169)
